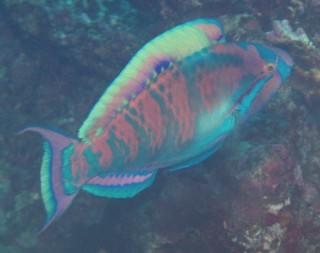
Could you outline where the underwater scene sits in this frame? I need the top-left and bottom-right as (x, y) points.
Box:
(1, 0), (320, 252)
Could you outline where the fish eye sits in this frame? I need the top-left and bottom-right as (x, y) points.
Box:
(266, 63), (275, 73)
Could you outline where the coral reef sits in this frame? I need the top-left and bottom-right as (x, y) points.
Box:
(266, 18), (320, 86)
(0, 0), (142, 78)
(266, 19), (313, 48)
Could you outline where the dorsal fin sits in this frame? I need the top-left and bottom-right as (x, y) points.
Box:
(78, 19), (225, 142)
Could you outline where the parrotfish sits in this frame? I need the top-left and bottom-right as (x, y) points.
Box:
(20, 19), (293, 231)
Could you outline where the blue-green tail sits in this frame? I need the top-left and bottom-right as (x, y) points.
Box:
(19, 126), (79, 232)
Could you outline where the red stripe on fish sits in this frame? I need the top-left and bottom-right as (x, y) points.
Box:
(156, 65), (196, 147)
(91, 133), (113, 169)
(196, 66), (248, 111)
(130, 84), (165, 151)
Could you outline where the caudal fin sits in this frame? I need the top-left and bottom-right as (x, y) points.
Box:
(19, 126), (79, 232)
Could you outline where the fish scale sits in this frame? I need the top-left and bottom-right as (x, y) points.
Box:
(19, 18), (293, 231)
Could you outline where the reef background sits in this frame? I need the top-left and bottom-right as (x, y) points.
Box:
(1, 0), (320, 252)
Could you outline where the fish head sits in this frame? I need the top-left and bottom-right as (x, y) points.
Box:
(231, 42), (293, 122)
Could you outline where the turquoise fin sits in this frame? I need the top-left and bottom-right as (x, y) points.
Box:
(168, 140), (225, 172)
(168, 133), (229, 172)
(18, 126), (79, 233)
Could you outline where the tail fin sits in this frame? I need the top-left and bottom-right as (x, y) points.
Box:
(19, 126), (79, 232)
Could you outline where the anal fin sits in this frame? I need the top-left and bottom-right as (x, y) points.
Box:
(82, 171), (157, 198)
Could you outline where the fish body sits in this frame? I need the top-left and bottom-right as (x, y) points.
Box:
(20, 19), (293, 231)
